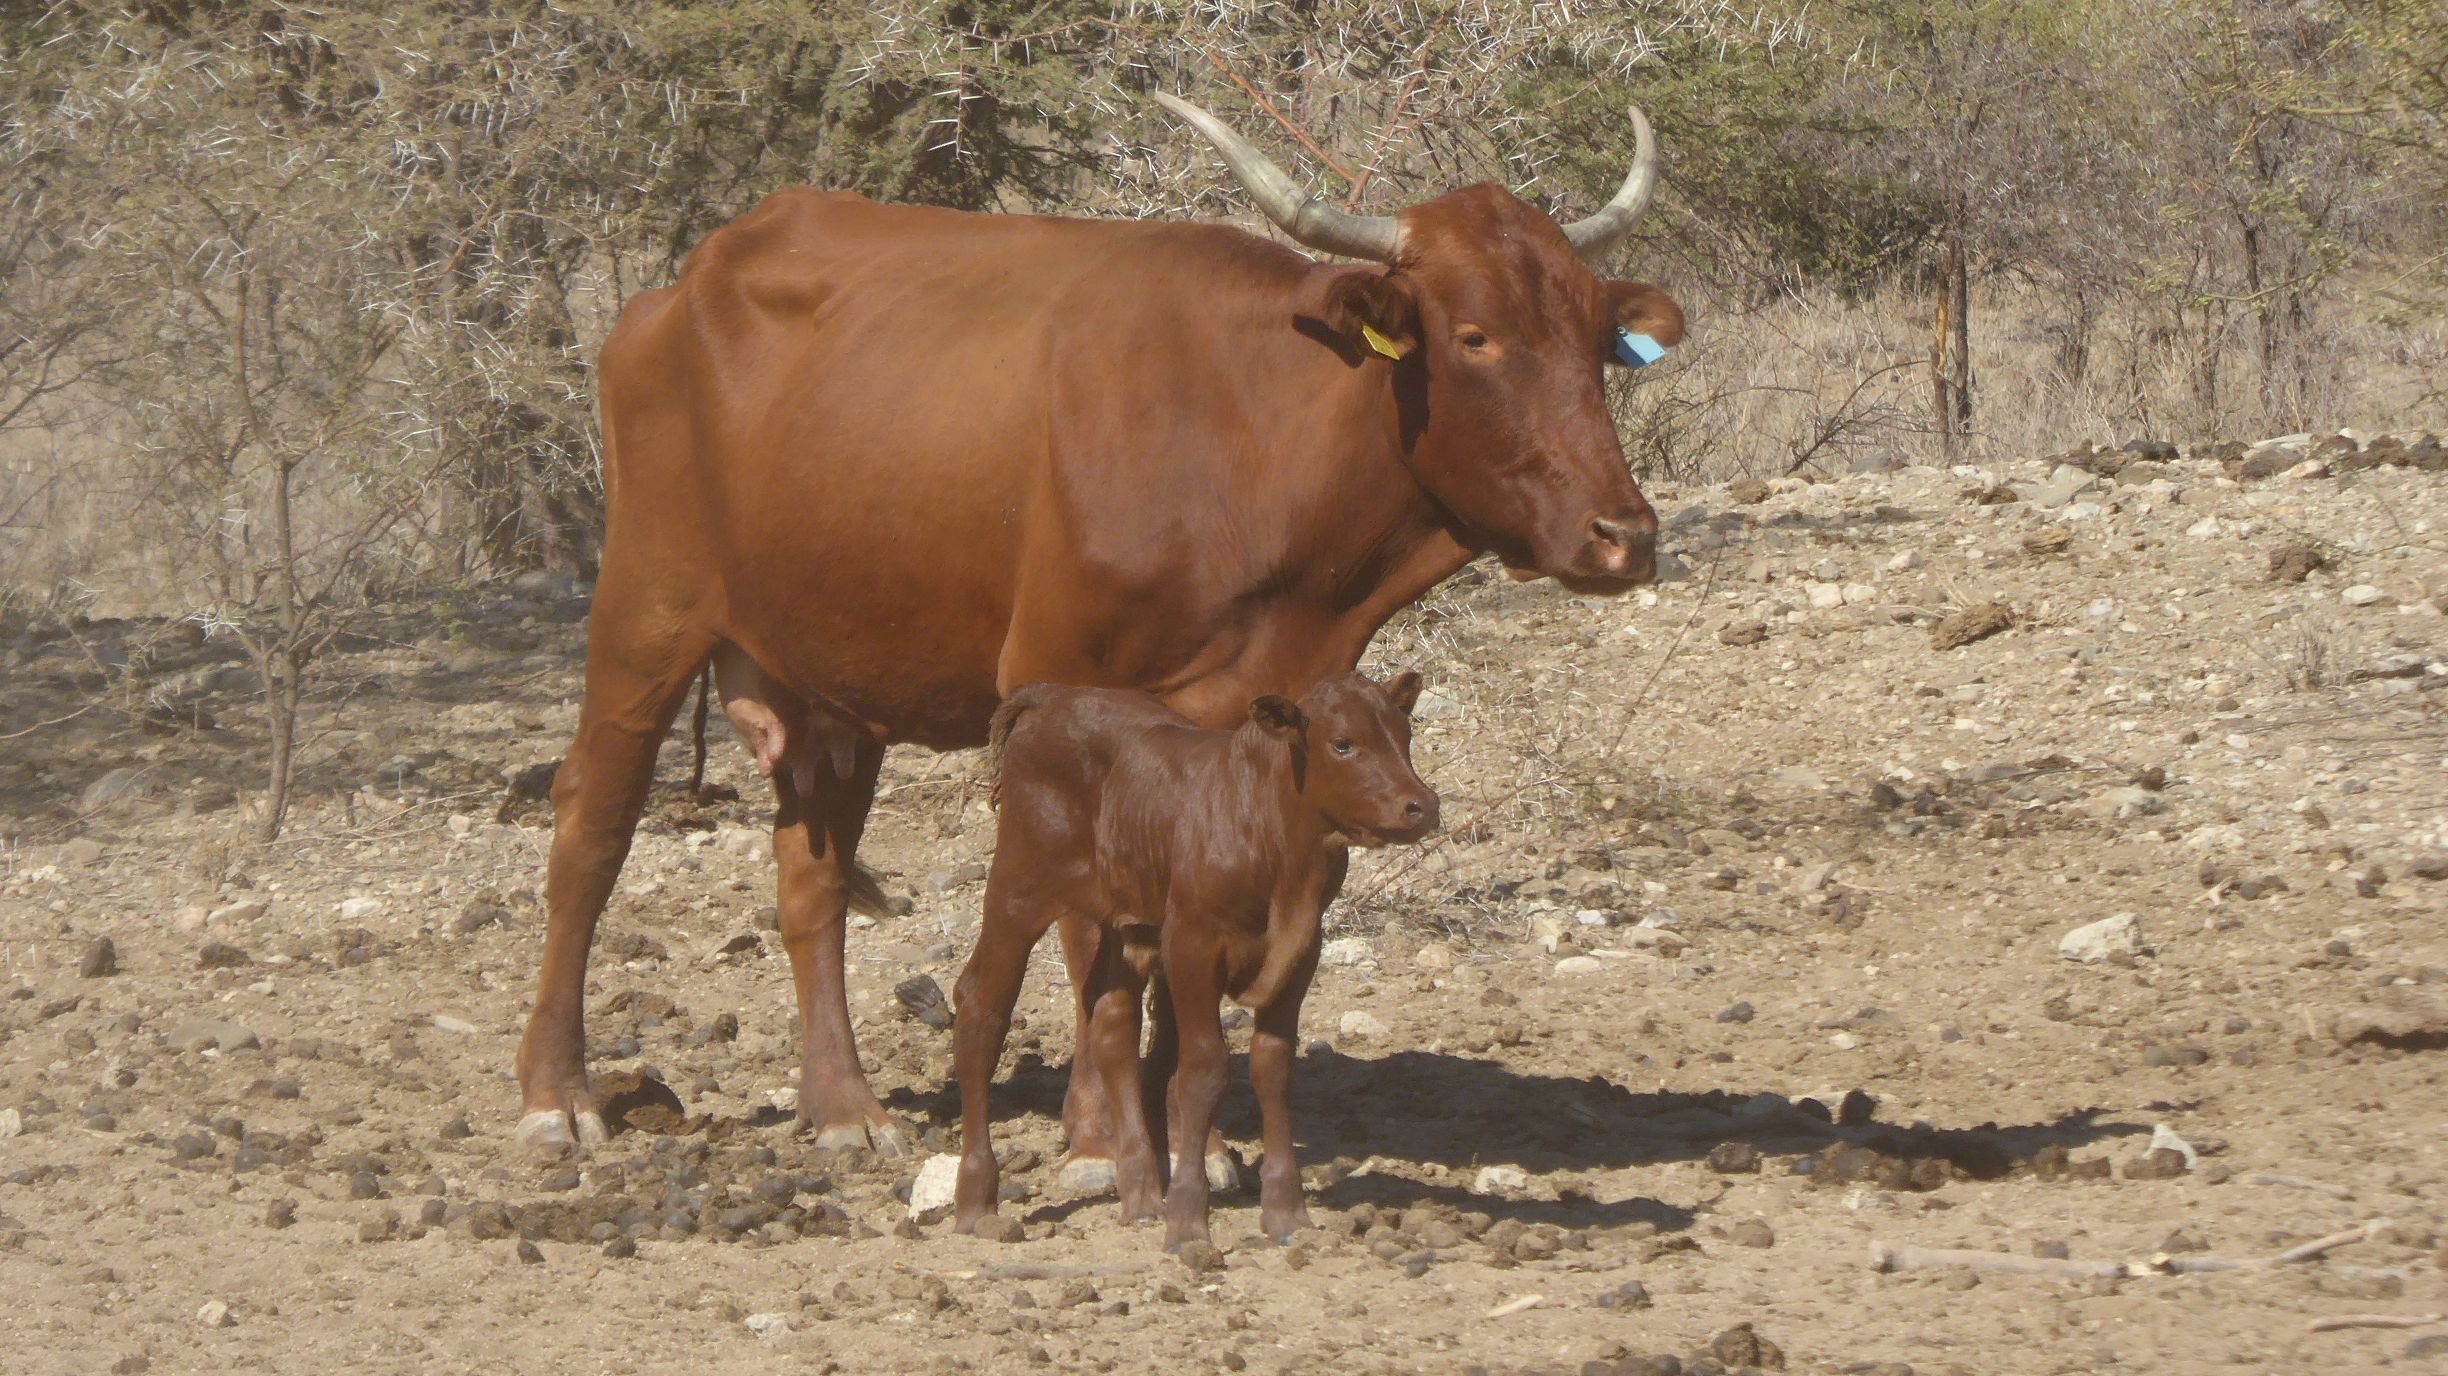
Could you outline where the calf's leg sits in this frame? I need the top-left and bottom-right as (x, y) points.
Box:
(952, 872), (1061, 1231)
(1159, 933), (1230, 1250)
(1083, 939), (1162, 1222)
(1143, 978), (1240, 1194)
(1250, 960), (1319, 1241)
(1054, 914), (1118, 1190)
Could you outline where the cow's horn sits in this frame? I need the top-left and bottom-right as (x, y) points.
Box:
(1559, 106), (1659, 263)
(1153, 92), (1399, 264)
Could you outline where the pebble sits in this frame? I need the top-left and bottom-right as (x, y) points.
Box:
(1594, 1280), (1653, 1309)
(1716, 1001), (1755, 1024)
(195, 942), (251, 970)
(515, 1239), (544, 1264)
(0, 1109), (19, 1139)
(196, 1300), (234, 1328)
(338, 896), (383, 920)
(975, 1214), (1025, 1243)
(1552, 956), (1604, 976)
(743, 1313), (791, 1338)
(1726, 1218), (1775, 1248)
(163, 1018), (260, 1053)
(2059, 913), (2143, 964)
(2341, 584), (2386, 607)
(1473, 1165), (1528, 1194)
(80, 938), (117, 978)
(1337, 1010), (1390, 1039)
(1175, 1240), (1226, 1273)
(907, 1153), (961, 1221)
(1318, 937), (1374, 967)
(59, 837), (105, 867)
(1706, 1142), (1760, 1174)
(207, 900), (268, 925)
(1806, 582), (1845, 610)
(431, 1014), (480, 1036)
(1413, 944), (1456, 972)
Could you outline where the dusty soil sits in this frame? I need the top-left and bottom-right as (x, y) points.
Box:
(4, 435), (2446, 1376)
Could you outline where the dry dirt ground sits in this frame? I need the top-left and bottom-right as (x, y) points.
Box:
(3, 435), (2446, 1376)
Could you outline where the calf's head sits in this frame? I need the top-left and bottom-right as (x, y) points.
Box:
(1248, 670), (1439, 847)
(1158, 94), (1683, 592)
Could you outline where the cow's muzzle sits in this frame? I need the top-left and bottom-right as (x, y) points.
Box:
(1573, 513), (1658, 586)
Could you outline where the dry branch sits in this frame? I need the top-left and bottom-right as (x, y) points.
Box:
(2306, 1314), (2442, 1334)
(1869, 1218), (2396, 1281)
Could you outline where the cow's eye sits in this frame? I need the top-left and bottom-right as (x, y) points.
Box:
(1457, 328), (1491, 351)
(1331, 738), (1355, 756)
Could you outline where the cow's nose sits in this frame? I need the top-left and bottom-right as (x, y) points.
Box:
(1588, 515), (1657, 581)
(1407, 796), (1440, 831)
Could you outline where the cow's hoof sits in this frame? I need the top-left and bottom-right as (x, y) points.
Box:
(812, 1117), (910, 1158)
(1056, 1155), (1117, 1195)
(514, 1108), (606, 1153)
(1204, 1149), (1242, 1193)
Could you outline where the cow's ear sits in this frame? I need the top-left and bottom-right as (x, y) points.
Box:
(1321, 269), (1421, 361)
(1249, 694), (1307, 743)
(1384, 670), (1424, 715)
(1605, 280), (1686, 352)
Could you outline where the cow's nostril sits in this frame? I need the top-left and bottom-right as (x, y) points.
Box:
(1591, 517), (1629, 548)
(1404, 800), (1424, 819)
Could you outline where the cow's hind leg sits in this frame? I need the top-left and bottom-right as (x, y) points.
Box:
(514, 598), (713, 1151)
(773, 730), (905, 1154)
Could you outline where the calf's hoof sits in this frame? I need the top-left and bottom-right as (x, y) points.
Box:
(514, 1107), (607, 1153)
(1055, 1154), (1117, 1195)
(1260, 1204), (1315, 1243)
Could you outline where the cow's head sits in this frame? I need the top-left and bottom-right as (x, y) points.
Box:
(1158, 94), (1682, 591)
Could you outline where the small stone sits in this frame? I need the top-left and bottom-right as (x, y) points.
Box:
(2121, 1147), (2189, 1180)
(338, 896), (383, 920)
(79, 938), (117, 978)
(2340, 584), (2386, 607)
(1175, 1240), (1225, 1273)
(195, 942), (251, 970)
(1595, 1280), (1653, 1309)
(1337, 1010), (1390, 1039)
(1318, 937), (1374, 967)
(743, 1312), (791, 1338)
(1413, 944), (1456, 972)
(430, 1013), (480, 1036)
(1473, 1165), (1528, 1194)
(975, 1214), (1025, 1243)
(1726, 478), (1770, 505)
(1717, 621), (1768, 647)
(515, 1239), (544, 1264)
(163, 1018), (260, 1053)
(196, 1300), (234, 1328)
(2407, 1335), (2448, 1360)
(207, 900), (268, 925)
(1806, 582), (1845, 611)
(1552, 956), (1604, 976)
(907, 1153), (961, 1221)
(59, 837), (106, 866)
(1726, 1218), (1775, 1248)
(1716, 1001), (1755, 1024)
(2059, 913), (2143, 965)
(263, 1199), (296, 1229)
(1931, 601), (2013, 650)
(1707, 1142), (1760, 1174)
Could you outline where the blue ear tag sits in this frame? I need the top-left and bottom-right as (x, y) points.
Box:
(1614, 328), (1668, 368)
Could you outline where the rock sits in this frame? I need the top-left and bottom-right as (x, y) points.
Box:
(0, 1109), (20, 1138)
(2407, 1335), (2448, 1360)
(1717, 620), (1768, 647)
(164, 1018), (260, 1053)
(195, 941), (250, 969)
(59, 837), (105, 867)
(2086, 786), (2164, 819)
(1473, 1165), (1528, 1194)
(81, 768), (150, 812)
(2341, 584), (2386, 607)
(974, 1213), (1025, 1243)
(452, 903), (508, 935)
(2021, 527), (2072, 556)
(430, 1013), (480, 1036)
(1552, 956), (1604, 976)
(338, 896), (383, 920)
(1595, 1280), (1653, 1309)
(1337, 1010), (1390, 1039)
(1709, 1322), (1785, 1370)
(1175, 1240), (1226, 1273)
(1413, 944), (1456, 972)
(1727, 1218), (1775, 1248)
(1707, 1142), (1760, 1174)
(907, 1153), (961, 1221)
(1726, 478), (1770, 504)
(1805, 582), (1845, 610)
(516, 1239), (544, 1264)
(744, 1312), (791, 1339)
(206, 900), (267, 925)
(2122, 1147), (2189, 1180)
(1716, 1001), (1755, 1024)
(1931, 601), (2013, 650)
(1318, 937), (1374, 967)
(2059, 913), (2142, 965)
(196, 1300), (234, 1328)
(80, 938), (117, 978)
(2027, 464), (2097, 510)
(893, 974), (953, 1029)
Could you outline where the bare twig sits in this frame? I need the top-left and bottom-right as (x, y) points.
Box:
(2306, 1314), (2441, 1334)
(2248, 1171), (2354, 1199)
(1198, 49), (1355, 185)
(1870, 1218), (2396, 1281)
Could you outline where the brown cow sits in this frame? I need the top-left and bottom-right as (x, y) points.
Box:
(512, 92), (1683, 1167)
(954, 672), (1436, 1247)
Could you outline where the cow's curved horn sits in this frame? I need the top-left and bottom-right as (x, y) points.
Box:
(1153, 92), (1399, 263)
(1560, 106), (1659, 263)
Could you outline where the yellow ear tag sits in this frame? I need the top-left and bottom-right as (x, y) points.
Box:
(1360, 323), (1409, 361)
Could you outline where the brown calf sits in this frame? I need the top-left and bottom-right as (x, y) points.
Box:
(952, 671), (1438, 1248)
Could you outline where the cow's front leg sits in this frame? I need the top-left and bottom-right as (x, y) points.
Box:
(1249, 957), (1318, 1241)
(1159, 931), (1229, 1250)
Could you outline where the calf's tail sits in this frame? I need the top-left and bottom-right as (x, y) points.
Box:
(985, 683), (1058, 809)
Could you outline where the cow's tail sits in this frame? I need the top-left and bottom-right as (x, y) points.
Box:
(843, 859), (893, 918)
(985, 683), (1057, 810)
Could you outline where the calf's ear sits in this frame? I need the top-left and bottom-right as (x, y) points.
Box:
(1605, 280), (1686, 350)
(1384, 670), (1424, 715)
(1249, 694), (1307, 742)
(1320, 269), (1421, 360)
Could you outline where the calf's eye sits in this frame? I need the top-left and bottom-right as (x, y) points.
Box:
(1332, 738), (1355, 756)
